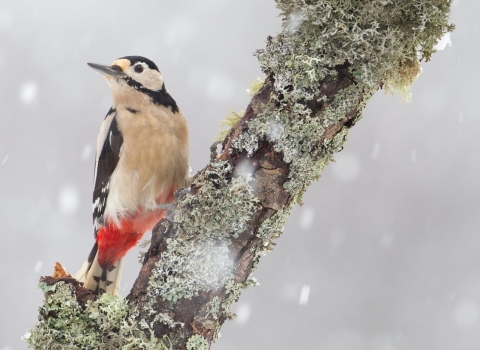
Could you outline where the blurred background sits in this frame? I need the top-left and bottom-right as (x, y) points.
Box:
(0, 0), (477, 349)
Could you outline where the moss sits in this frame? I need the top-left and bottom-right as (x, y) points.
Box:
(186, 334), (209, 350)
(217, 110), (245, 142)
(246, 77), (265, 97)
(24, 282), (167, 350)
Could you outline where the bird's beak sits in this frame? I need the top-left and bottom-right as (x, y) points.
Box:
(87, 63), (124, 77)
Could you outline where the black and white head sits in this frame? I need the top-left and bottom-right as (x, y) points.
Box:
(88, 56), (178, 112)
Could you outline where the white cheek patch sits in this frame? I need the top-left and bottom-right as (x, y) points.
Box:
(126, 65), (164, 91)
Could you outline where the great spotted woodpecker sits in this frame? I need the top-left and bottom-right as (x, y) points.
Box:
(74, 56), (190, 295)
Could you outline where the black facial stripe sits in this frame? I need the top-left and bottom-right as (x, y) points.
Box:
(118, 55), (160, 72)
(124, 77), (179, 113)
(126, 107), (139, 114)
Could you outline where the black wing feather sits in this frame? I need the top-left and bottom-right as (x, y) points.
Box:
(92, 108), (123, 236)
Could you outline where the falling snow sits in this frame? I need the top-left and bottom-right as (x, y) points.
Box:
(33, 261), (43, 273)
(1, 155), (9, 165)
(434, 32), (452, 51)
(234, 303), (251, 326)
(81, 143), (93, 161)
(380, 233), (394, 248)
(58, 185), (80, 215)
(285, 9), (306, 33)
(299, 206), (315, 230)
(453, 300), (478, 329)
(206, 73), (235, 101)
(20, 81), (38, 105)
(371, 143), (381, 161)
(299, 284), (310, 306)
(331, 152), (360, 182)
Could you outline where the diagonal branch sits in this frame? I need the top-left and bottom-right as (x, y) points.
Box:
(24, 1), (454, 350)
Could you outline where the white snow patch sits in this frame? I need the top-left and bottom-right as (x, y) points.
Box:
(235, 158), (255, 184)
(20, 81), (38, 105)
(206, 74), (235, 101)
(235, 303), (251, 326)
(299, 207), (315, 230)
(454, 300), (478, 329)
(22, 331), (32, 341)
(299, 284), (310, 305)
(1, 155), (9, 165)
(81, 143), (93, 161)
(285, 9), (306, 33)
(33, 260), (43, 273)
(58, 185), (79, 215)
(372, 143), (381, 161)
(331, 152), (360, 182)
(265, 120), (284, 142)
(434, 32), (452, 51)
(411, 150), (416, 163)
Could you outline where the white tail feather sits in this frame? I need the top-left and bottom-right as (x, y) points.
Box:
(74, 250), (123, 295)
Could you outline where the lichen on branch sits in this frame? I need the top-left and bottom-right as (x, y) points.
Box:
(25, 1), (454, 349)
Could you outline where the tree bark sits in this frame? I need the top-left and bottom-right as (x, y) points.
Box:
(25, 1), (454, 349)
(127, 66), (360, 346)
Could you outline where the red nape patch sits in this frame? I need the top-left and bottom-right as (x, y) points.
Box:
(97, 209), (166, 267)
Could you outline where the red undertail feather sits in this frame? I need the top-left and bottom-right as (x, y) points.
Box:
(75, 189), (175, 295)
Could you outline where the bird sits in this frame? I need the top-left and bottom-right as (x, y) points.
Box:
(74, 56), (190, 295)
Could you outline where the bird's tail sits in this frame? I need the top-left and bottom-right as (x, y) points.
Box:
(73, 242), (124, 295)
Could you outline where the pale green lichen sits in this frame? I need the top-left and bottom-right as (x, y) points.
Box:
(174, 161), (259, 239)
(267, 0), (455, 100)
(205, 297), (221, 320)
(27, 2), (454, 348)
(138, 238), (152, 263)
(186, 334), (209, 350)
(226, 0), (453, 326)
(24, 282), (167, 350)
(148, 237), (234, 303)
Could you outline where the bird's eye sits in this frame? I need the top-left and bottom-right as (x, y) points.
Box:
(134, 65), (144, 73)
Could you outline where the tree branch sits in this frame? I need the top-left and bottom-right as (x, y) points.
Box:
(24, 1), (454, 349)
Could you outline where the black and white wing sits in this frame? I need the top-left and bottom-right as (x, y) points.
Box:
(92, 107), (123, 236)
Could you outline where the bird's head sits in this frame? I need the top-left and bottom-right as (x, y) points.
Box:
(88, 56), (164, 96)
